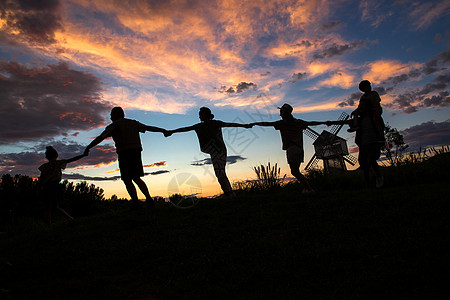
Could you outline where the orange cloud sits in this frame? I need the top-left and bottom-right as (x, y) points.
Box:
(7, 0), (372, 114)
(319, 71), (355, 89)
(362, 60), (421, 84)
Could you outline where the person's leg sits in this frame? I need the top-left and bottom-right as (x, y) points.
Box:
(55, 204), (74, 220)
(133, 177), (154, 207)
(123, 179), (138, 202)
(368, 144), (383, 188)
(289, 162), (313, 192)
(44, 204), (52, 225)
(358, 145), (372, 189)
(211, 153), (233, 196)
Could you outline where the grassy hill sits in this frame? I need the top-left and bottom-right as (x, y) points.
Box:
(1, 179), (449, 299)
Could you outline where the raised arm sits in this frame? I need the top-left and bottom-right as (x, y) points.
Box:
(85, 136), (105, 153)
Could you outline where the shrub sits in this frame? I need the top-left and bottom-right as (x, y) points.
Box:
(234, 162), (286, 193)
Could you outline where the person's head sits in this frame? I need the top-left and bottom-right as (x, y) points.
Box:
(278, 103), (293, 120)
(45, 146), (58, 161)
(110, 107), (125, 122)
(199, 107), (214, 121)
(359, 80), (372, 93)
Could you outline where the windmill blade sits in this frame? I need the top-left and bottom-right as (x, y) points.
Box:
(331, 112), (350, 136)
(343, 154), (358, 166)
(304, 127), (320, 140)
(305, 153), (320, 170)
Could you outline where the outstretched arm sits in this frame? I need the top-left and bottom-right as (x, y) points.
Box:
(143, 125), (167, 134)
(251, 121), (278, 127)
(165, 125), (197, 137)
(85, 136), (105, 153)
(63, 153), (88, 164)
(221, 122), (253, 128)
(305, 120), (330, 126)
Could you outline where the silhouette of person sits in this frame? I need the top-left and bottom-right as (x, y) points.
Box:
(38, 146), (87, 225)
(350, 80), (385, 188)
(84, 107), (167, 208)
(165, 107), (252, 199)
(252, 103), (330, 193)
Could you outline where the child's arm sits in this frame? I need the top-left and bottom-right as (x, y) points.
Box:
(62, 153), (88, 164)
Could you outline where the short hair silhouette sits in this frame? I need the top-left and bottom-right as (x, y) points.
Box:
(359, 80), (371, 91)
(199, 107), (214, 120)
(45, 146), (58, 159)
(111, 107), (125, 119)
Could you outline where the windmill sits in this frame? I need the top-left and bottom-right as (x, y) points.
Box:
(304, 112), (358, 173)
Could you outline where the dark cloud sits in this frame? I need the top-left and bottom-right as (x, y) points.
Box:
(191, 155), (246, 166)
(219, 82), (257, 94)
(0, 61), (110, 144)
(260, 71), (271, 77)
(0, 140), (117, 178)
(0, 0), (62, 45)
(147, 170), (170, 176)
(338, 85), (391, 108)
(64, 169), (170, 181)
(321, 21), (341, 30)
(289, 72), (307, 83)
(401, 120), (450, 151)
(438, 47), (450, 63)
(64, 173), (121, 182)
(423, 92), (450, 107)
(338, 91), (361, 107)
(387, 72), (450, 113)
(383, 47), (450, 85)
(312, 41), (365, 60)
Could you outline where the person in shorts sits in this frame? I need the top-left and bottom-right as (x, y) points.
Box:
(165, 107), (252, 199)
(85, 107), (167, 208)
(38, 146), (87, 225)
(251, 103), (330, 193)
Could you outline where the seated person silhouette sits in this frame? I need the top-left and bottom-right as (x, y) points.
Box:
(165, 107), (252, 199)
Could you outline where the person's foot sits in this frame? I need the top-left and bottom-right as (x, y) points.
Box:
(146, 198), (155, 208)
(130, 200), (143, 210)
(376, 176), (384, 188)
(215, 192), (236, 199)
(302, 188), (315, 194)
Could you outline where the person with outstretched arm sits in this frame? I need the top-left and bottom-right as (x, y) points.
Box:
(85, 107), (167, 209)
(38, 146), (87, 225)
(251, 103), (331, 193)
(165, 107), (252, 199)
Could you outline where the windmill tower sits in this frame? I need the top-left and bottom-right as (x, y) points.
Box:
(304, 112), (358, 173)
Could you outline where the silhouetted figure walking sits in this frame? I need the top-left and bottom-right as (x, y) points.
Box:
(38, 146), (86, 225)
(84, 107), (167, 208)
(165, 107), (252, 199)
(350, 80), (385, 188)
(252, 103), (330, 193)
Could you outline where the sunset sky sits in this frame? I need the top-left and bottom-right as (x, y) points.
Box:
(1, 0), (449, 198)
